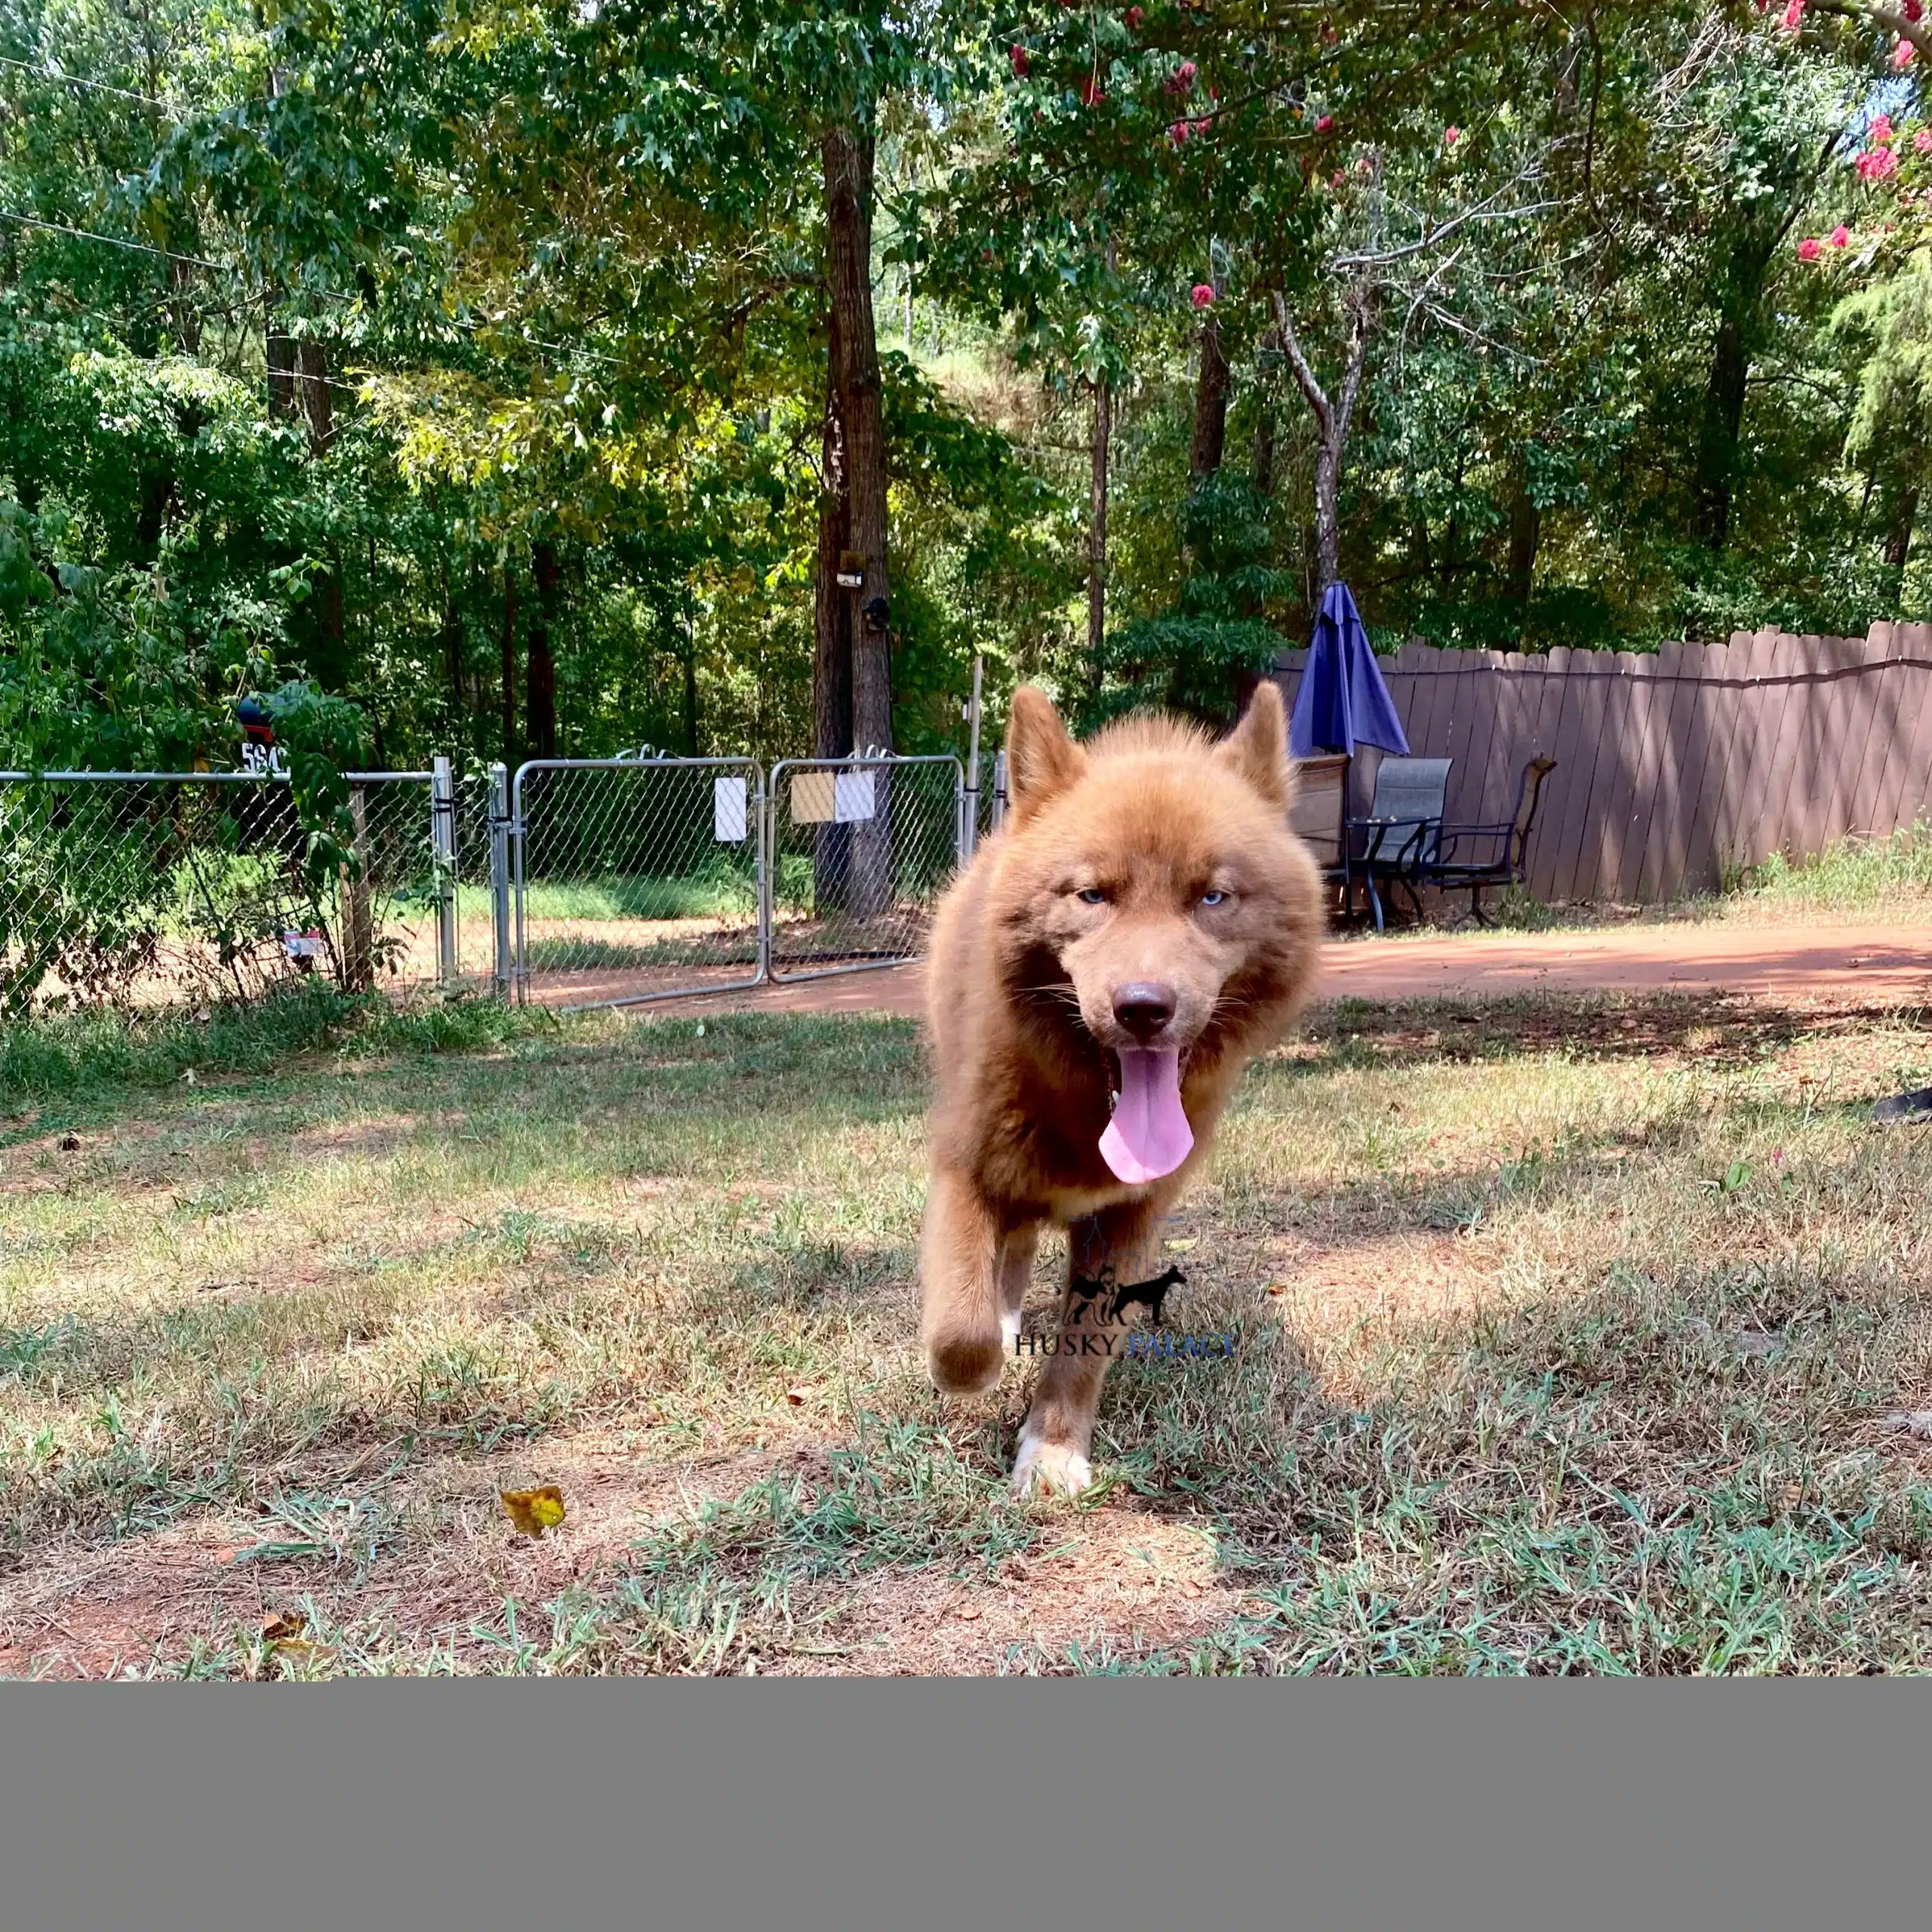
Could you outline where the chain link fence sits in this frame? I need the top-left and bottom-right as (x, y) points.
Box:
(0, 768), (467, 1015)
(0, 749), (973, 1017)
(510, 757), (764, 1008)
(767, 755), (963, 982)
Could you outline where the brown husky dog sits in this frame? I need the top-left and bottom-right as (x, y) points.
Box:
(920, 681), (1323, 1494)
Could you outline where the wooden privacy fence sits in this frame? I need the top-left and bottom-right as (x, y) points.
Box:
(1275, 623), (1932, 903)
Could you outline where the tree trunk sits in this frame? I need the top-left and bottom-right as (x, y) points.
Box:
(823, 125), (892, 913)
(823, 125), (890, 755)
(1696, 310), (1751, 550)
(1886, 484), (1918, 584)
(1312, 434), (1342, 598)
(441, 597), (465, 717)
(1407, 510), (1432, 582)
(1088, 373), (1111, 661)
(813, 329), (854, 763)
(1252, 386), (1278, 499)
(1189, 314), (1229, 481)
(1507, 487), (1541, 611)
(295, 340), (334, 455)
(811, 340), (854, 912)
(526, 541), (560, 760)
(310, 567), (347, 687)
(500, 568), (518, 766)
(266, 305), (297, 422)
(171, 253), (201, 356)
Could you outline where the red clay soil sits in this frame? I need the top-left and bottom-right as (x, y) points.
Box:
(623, 922), (1932, 1021)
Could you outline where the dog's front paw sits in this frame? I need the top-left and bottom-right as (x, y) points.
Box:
(1011, 1429), (1092, 1499)
(926, 1328), (1005, 1396)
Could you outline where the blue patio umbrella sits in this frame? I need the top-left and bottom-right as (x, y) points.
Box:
(1289, 582), (1411, 761)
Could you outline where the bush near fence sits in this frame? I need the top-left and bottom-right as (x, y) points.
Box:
(0, 773), (457, 1014)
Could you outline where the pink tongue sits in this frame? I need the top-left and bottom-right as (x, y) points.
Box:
(1100, 1048), (1194, 1183)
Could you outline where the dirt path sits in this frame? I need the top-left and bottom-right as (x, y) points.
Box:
(623, 922), (1932, 1020)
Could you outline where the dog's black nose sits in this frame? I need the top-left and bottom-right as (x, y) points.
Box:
(1112, 981), (1177, 1042)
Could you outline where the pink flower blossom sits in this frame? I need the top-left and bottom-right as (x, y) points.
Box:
(1315, 113), (1334, 134)
(1908, 0), (1924, 21)
(1164, 60), (1197, 96)
(1872, 114), (1895, 143)
(1857, 145), (1900, 182)
(1798, 235), (1821, 260)
(1168, 119), (1191, 145)
(1080, 75), (1104, 107)
(1125, 5), (1143, 27)
(1829, 223), (1850, 248)
(1330, 168), (1345, 186)
(1897, 37), (1917, 69)
(1780, 0), (1804, 29)
(1190, 283), (1216, 309)
(1009, 43), (1028, 78)
(1444, 125), (1461, 147)
(1192, 117), (1212, 137)
(1916, 128), (1932, 152)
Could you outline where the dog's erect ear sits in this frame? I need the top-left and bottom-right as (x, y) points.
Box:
(1214, 681), (1291, 808)
(1004, 686), (1087, 822)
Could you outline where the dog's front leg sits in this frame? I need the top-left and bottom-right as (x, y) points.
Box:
(1012, 1201), (1162, 1498)
(920, 1168), (1016, 1396)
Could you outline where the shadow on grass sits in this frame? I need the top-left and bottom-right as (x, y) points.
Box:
(1302, 989), (1931, 1074)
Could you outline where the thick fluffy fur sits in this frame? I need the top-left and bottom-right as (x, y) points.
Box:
(920, 681), (1323, 1494)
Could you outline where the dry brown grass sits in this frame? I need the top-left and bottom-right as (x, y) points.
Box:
(6, 989), (1932, 1675)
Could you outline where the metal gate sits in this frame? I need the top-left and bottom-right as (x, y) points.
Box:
(509, 756), (766, 1008)
(765, 755), (963, 982)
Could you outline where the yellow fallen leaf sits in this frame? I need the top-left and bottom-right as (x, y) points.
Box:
(500, 1484), (567, 1537)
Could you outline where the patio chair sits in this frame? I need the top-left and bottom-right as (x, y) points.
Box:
(1287, 752), (1350, 909)
(1346, 756), (1452, 932)
(1425, 754), (1558, 925)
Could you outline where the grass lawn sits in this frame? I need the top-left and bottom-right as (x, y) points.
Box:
(6, 985), (1932, 1676)
(1470, 823), (1932, 933)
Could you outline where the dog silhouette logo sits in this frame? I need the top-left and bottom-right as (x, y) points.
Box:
(1109, 1264), (1186, 1326)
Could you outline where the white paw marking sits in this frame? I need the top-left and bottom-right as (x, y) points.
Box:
(1000, 1308), (1022, 1349)
(1011, 1431), (1093, 1499)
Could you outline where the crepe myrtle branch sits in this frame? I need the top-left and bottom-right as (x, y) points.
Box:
(1393, 245), (1465, 380)
(1270, 279), (1374, 595)
(1327, 148), (1564, 275)
(1417, 300), (1541, 368)
(1804, 3), (1932, 64)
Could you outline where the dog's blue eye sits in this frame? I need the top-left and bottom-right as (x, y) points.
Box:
(1199, 890), (1228, 907)
(1076, 888), (1108, 906)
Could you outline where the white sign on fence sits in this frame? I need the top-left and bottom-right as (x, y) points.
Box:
(833, 770), (875, 824)
(713, 774), (748, 842)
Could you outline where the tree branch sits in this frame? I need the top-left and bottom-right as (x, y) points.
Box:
(1333, 291), (1373, 457)
(1807, 2), (1932, 63)
(1270, 288), (1332, 438)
